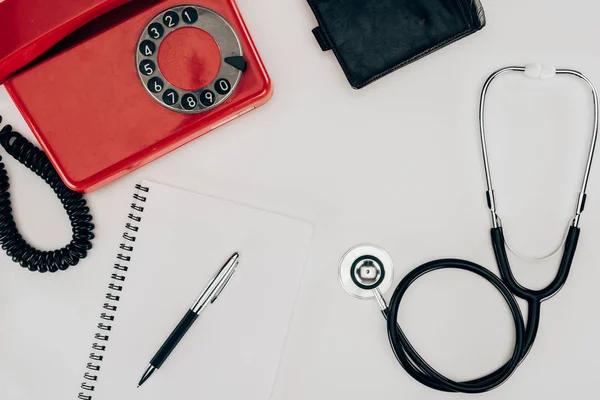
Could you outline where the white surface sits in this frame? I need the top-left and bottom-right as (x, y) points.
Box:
(1, 0), (600, 399)
(83, 181), (312, 400)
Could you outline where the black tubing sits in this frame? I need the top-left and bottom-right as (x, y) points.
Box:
(383, 228), (579, 393)
(492, 227), (580, 302)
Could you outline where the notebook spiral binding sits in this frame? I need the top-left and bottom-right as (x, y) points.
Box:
(77, 183), (149, 400)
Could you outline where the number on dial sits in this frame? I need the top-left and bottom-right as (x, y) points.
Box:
(162, 89), (179, 106)
(215, 79), (231, 95)
(200, 90), (216, 107)
(182, 7), (199, 24)
(182, 94), (198, 110)
(163, 11), (180, 28)
(147, 23), (164, 39)
(139, 60), (156, 76)
(148, 77), (164, 93)
(139, 40), (156, 56)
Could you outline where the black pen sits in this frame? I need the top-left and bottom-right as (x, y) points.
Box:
(137, 252), (240, 387)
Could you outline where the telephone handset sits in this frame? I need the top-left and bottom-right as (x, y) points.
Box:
(0, 0), (272, 272)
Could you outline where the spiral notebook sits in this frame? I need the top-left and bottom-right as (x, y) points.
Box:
(77, 181), (313, 400)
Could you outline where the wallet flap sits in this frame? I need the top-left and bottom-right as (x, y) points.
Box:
(307, 0), (486, 89)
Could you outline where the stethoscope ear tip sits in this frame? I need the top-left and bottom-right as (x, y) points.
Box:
(339, 244), (393, 299)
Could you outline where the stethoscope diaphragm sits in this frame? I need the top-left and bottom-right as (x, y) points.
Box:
(339, 244), (393, 299)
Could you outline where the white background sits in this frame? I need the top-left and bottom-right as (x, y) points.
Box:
(1, 0), (600, 399)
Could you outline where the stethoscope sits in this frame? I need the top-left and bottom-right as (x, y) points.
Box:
(339, 64), (599, 393)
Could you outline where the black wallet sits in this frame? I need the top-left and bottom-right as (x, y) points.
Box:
(308, 0), (486, 89)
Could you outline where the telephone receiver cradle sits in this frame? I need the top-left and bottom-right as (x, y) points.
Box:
(0, 0), (272, 192)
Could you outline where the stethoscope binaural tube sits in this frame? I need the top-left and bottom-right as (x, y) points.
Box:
(480, 64), (599, 364)
(480, 65), (599, 231)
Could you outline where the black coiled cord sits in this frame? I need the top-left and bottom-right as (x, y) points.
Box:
(0, 116), (94, 273)
(382, 227), (580, 393)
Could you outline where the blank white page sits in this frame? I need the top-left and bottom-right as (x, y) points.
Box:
(83, 181), (313, 400)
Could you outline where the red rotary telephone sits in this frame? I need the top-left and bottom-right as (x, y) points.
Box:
(0, 0), (272, 192)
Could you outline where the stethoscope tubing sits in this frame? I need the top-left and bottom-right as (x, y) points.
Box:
(384, 259), (526, 393)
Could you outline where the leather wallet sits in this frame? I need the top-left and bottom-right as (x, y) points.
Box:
(308, 0), (486, 89)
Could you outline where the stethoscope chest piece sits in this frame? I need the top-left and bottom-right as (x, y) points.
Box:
(339, 245), (393, 299)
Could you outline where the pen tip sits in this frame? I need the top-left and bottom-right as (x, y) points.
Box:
(138, 365), (156, 388)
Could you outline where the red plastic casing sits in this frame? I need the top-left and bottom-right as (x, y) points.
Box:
(3, 0), (273, 192)
(0, 0), (134, 84)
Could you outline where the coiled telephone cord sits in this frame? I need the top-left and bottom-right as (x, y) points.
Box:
(0, 115), (94, 272)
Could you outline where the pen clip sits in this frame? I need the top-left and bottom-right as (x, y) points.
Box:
(191, 252), (240, 313)
(210, 260), (238, 304)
